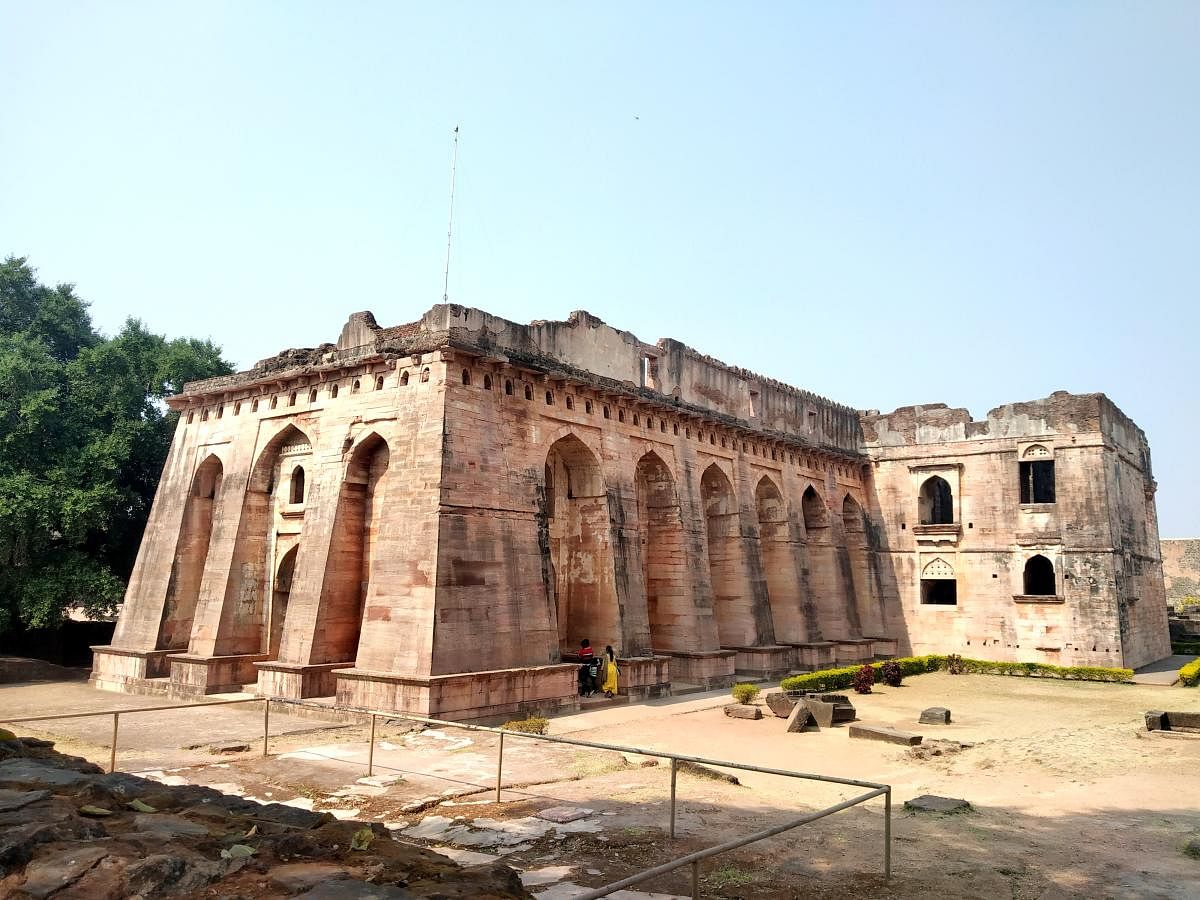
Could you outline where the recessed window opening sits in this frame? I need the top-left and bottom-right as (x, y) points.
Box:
(619, 410), (626, 423)
(685, 427), (691, 439)
(566, 395), (574, 410)
(288, 392), (297, 407)
(603, 405), (610, 419)
(251, 399), (259, 413)
(640, 356), (651, 387)
(420, 368), (430, 383)
(585, 399), (593, 414)
(524, 384), (533, 400)
(749, 389), (760, 418)
(505, 379), (513, 395)
(660, 420), (667, 433)
(633, 414), (639, 426)
(673, 423), (678, 435)
(234, 402), (241, 416)
(216, 406), (223, 419)
(921, 579), (958, 605)
(710, 433), (715, 445)
(1020, 460), (1056, 503)
(483, 374), (493, 390)
(352, 379), (361, 394)
(375, 375), (385, 391)
(1024, 555), (1056, 595)
(721, 436), (726, 448)
(309, 388), (318, 403)
(462, 369), (471, 386)
(918, 476), (954, 525)
(187, 411), (195, 423)
(400, 371), (409, 386)
(290, 466), (306, 504)
(546, 390), (554, 405)
(330, 384), (339, 399)
(271, 395), (280, 408)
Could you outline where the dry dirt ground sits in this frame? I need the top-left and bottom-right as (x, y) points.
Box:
(5, 672), (1200, 899)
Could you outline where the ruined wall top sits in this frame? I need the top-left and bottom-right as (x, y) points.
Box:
(182, 302), (865, 454)
(860, 391), (1152, 464)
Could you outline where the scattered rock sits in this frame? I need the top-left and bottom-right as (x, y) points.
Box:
(0, 759), (97, 788)
(920, 707), (952, 725)
(848, 724), (922, 746)
(804, 698), (836, 728)
(132, 812), (211, 838)
(271, 861), (353, 892)
(295, 877), (416, 898)
(0, 788), (50, 813)
(14, 845), (107, 898)
(520, 864), (575, 886)
(765, 691), (796, 718)
(723, 703), (762, 720)
(785, 702), (818, 733)
(904, 794), (971, 813)
(677, 761), (740, 785)
(123, 853), (226, 896)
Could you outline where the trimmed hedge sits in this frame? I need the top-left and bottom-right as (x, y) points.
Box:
(779, 654), (1132, 693)
(1180, 658), (1200, 687)
(1172, 641), (1200, 656)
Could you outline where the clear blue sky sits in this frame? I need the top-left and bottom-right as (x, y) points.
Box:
(3, 3), (1197, 536)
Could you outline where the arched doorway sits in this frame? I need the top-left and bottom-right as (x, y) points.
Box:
(158, 454), (223, 650)
(270, 545), (297, 658)
(802, 485), (852, 640)
(918, 476), (954, 525)
(545, 435), (619, 656)
(1023, 555), (1056, 596)
(754, 476), (806, 642)
(702, 464), (754, 647)
(314, 434), (390, 664)
(635, 452), (687, 653)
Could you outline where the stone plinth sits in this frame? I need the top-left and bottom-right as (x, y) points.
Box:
(728, 645), (794, 679)
(168, 653), (269, 697)
(89, 647), (174, 693)
(867, 636), (899, 658)
(255, 661), (352, 699)
(788, 642), (838, 671)
(657, 650), (736, 688)
(335, 663), (580, 722)
(615, 656), (671, 699)
(834, 639), (875, 665)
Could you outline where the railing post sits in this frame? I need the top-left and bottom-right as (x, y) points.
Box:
(884, 786), (892, 881)
(495, 730), (505, 803)
(669, 757), (678, 838)
(367, 714), (377, 777)
(262, 699), (270, 758)
(109, 712), (119, 774)
(691, 860), (700, 899)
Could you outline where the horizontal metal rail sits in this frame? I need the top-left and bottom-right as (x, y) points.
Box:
(1, 699), (892, 894)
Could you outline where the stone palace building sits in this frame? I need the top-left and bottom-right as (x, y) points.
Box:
(91, 305), (1172, 719)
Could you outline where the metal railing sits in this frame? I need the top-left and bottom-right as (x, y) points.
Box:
(3, 700), (891, 898)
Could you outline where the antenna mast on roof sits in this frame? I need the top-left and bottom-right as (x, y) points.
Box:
(442, 125), (460, 303)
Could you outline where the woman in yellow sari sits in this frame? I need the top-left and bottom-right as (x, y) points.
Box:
(600, 645), (619, 698)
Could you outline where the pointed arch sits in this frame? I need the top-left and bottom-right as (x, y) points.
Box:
(545, 434), (618, 656)
(635, 451), (688, 652)
(157, 453), (223, 650)
(918, 476), (954, 525)
(701, 463), (756, 647)
(754, 475), (806, 643)
(801, 485), (827, 533)
(1023, 554), (1056, 596)
(248, 424), (313, 494)
(269, 545), (299, 657)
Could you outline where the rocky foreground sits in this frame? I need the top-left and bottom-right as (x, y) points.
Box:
(0, 731), (531, 899)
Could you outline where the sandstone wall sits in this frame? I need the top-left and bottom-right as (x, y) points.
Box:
(1161, 539), (1200, 610)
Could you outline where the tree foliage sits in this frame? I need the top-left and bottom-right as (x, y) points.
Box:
(0, 257), (233, 631)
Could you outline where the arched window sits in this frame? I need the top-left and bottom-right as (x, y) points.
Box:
(603, 405), (610, 419)
(290, 466), (306, 504)
(618, 410), (626, 423)
(1023, 555), (1056, 596)
(483, 374), (493, 391)
(462, 369), (471, 386)
(234, 402), (241, 416)
(375, 375), (384, 391)
(524, 384), (533, 400)
(400, 371), (409, 386)
(420, 368), (430, 383)
(187, 410), (194, 424)
(918, 476), (954, 525)
(633, 414), (639, 426)
(661, 420), (667, 433)
(546, 390), (554, 405)
(566, 395), (574, 410)
(585, 399), (593, 414)
(270, 396), (278, 409)
(352, 379), (361, 394)
(309, 388), (318, 403)
(288, 392), (297, 407)
(330, 384), (339, 399)
(505, 379), (513, 395)
(251, 399), (259, 413)
(201, 409), (209, 422)
(216, 405), (224, 419)
(673, 423), (678, 435)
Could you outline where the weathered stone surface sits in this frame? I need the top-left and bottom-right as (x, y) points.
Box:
(764, 691), (796, 718)
(848, 724), (922, 746)
(131, 812), (211, 838)
(1144, 711), (1166, 731)
(0, 759), (96, 788)
(535, 806), (594, 824)
(15, 846), (108, 898)
(919, 706), (952, 725)
(723, 703), (762, 720)
(271, 862), (354, 892)
(0, 788), (50, 813)
(123, 853), (226, 896)
(904, 794), (971, 813)
(804, 698), (836, 728)
(785, 702), (818, 733)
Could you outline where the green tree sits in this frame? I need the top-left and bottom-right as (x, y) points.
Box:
(0, 257), (233, 631)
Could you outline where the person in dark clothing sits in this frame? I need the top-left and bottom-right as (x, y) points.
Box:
(577, 639), (596, 696)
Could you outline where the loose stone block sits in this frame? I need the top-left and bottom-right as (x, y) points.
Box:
(1144, 711), (1166, 731)
(804, 698), (836, 729)
(920, 707), (952, 725)
(764, 691), (796, 718)
(785, 702), (818, 733)
(848, 724), (922, 746)
(904, 794), (971, 813)
(723, 703), (762, 720)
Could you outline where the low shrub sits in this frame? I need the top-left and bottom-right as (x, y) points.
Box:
(880, 660), (903, 687)
(1179, 658), (1200, 687)
(779, 653), (1133, 693)
(852, 664), (875, 694)
(730, 682), (760, 704)
(1172, 641), (1200, 656)
(501, 716), (548, 735)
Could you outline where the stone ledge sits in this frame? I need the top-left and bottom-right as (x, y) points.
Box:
(1013, 595), (1065, 604)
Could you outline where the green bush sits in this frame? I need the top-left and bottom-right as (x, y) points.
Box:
(501, 716), (548, 735)
(780, 653), (1133, 693)
(730, 682), (761, 704)
(1171, 641), (1200, 656)
(1179, 658), (1200, 687)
